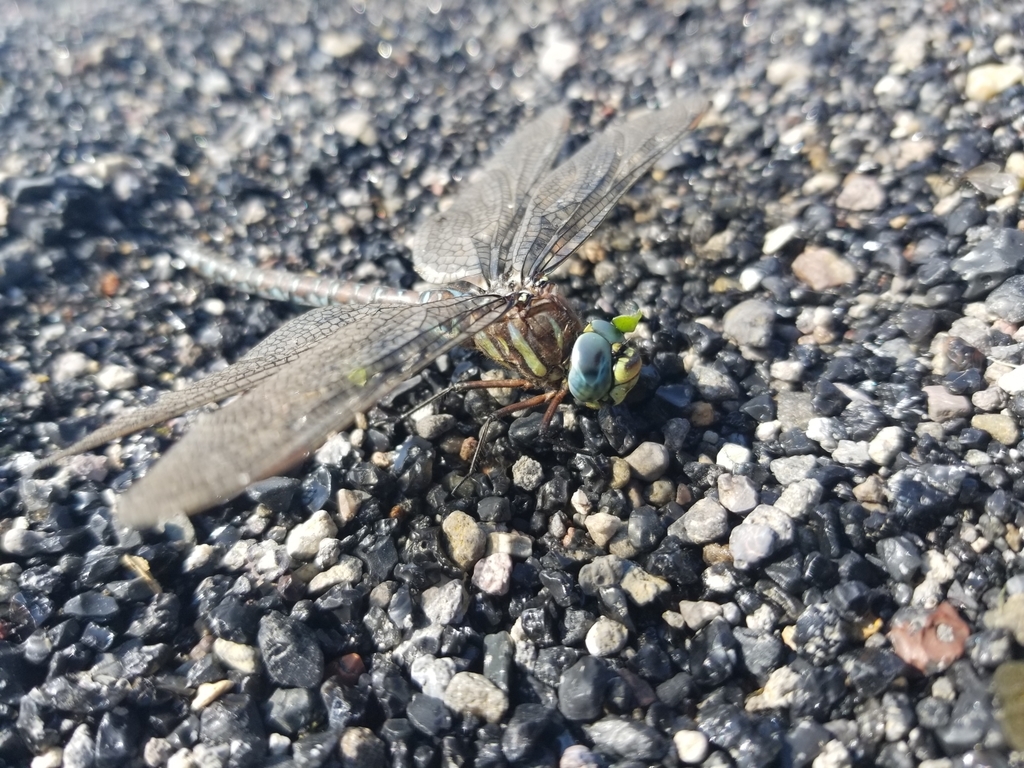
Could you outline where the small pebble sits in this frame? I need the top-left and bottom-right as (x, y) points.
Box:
(746, 504), (794, 545)
(676, 600), (723, 630)
(339, 727), (388, 767)
(868, 426), (905, 465)
(774, 478), (823, 518)
(442, 510), (487, 570)
(258, 611), (324, 688)
(762, 222), (799, 255)
(560, 745), (601, 768)
(889, 603), (971, 673)
(414, 413), (457, 440)
(717, 473), (759, 514)
(792, 246), (857, 289)
(512, 456), (544, 490)
(212, 638), (259, 675)
(730, 523), (778, 568)
(972, 387), (1005, 412)
(716, 442), (753, 470)
(537, 24), (580, 80)
(624, 442), (670, 481)
(835, 174), (886, 211)
(50, 351), (91, 382)
(192, 680), (234, 711)
(997, 365), (1024, 394)
(285, 510), (337, 561)
(422, 581), (469, 626)
(985, 275), (1024, 323)
(673, 729), (710, 764)
(585, 513), (622, 547)
(689, 365), (741, 401)
(95, 364), (138, 390)
(488, 531), (532, 559)
(443, 672), (508, 723)
(668, 498), (729, 544)
(306, 556), (363, 595)
(585, 718), (668, 761)
(609, 457), (632, 489)
(832, 439), (871, 467)
(318, 31), (362, 57)
(335, 110), (378, 145)
(411, 655), (457, 699)
(769, 455), (817, 485)
(722, 299), (776, 348)
(965, 62), (1024, 101)
(923, 385), (972, 422)
(0, 528), (44, 557)
(472, 553), (513, 596)
(971, 412), (1020, 445)
(585, 616), (629, 657)
(620, 567), (670, 606)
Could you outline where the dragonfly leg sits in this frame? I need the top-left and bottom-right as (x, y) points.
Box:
(400, 377), (537, 421)
(541, 386), (569, 428)
(403, 379), (571, 496)
(398, 377), (529, 422)
(455, 378), (535, 392)
(486, 389), (560, 420)
(454, 387), (572, 495)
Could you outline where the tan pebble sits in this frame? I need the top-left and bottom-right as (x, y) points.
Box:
(192, 680), (234, 711)
(792, 246), (857, 290)
(835, 173), (886, 211)
(689, 402), (716, 427)
(972, 412), (1021, 445)
(702, 543), (732, 565)
(965, 63), (1024, 101)
(609, 457), (632, 489)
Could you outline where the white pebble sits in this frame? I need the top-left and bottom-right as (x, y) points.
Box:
(585, 616), (629, 657)
(285, 510), (338, 561)
(716, 442), (753, 470)
(673, 730), (710, 764)
(95, 364), (137, 391)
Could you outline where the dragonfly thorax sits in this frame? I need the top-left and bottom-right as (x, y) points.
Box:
(472, 284), (643, 409)
(473, 286), (581, 389)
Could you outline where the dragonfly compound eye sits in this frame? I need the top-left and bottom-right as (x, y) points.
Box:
(568, 331), (614, 405)
(586, 319), (626, 346)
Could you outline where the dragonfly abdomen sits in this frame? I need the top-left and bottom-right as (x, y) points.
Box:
(175, 239), (448, 307)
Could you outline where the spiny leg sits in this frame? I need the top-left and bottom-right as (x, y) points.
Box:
(455, 387), (571, 493)
(398, 376), (537, 422)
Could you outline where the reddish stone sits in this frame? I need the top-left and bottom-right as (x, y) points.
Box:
(330, 652), (366, 685)
(888, 602), (971, 674)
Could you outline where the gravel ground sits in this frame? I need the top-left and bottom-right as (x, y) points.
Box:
(2, 0), (1024, 766)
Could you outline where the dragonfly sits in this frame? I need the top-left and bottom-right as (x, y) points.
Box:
(35, 98), (705, 529)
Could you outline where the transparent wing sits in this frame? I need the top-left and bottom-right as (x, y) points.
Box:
(51, 295), (504, 528)
(35, 305), (385, 467)
(509, 98), (706, 281)
(412, 106), (570, 286)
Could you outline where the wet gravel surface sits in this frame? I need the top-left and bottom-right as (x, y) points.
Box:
(3, 0), (1024, 766)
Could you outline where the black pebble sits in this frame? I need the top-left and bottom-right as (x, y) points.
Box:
(257, 611), (325, 689)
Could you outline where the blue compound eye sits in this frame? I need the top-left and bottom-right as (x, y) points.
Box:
(568, 332), (613, 404)
(586, 319), (625, 346)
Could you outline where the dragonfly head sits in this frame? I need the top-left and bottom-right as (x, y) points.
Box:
(567, 309), (643, 408)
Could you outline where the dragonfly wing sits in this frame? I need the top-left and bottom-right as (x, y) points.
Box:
(115, 295), (504, 528)
(35, 304), (380, 467)
(412, 106), (569, 285)
(509, 98), (706, 280)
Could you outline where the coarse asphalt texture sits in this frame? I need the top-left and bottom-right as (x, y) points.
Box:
(2, 0), (1024, 766)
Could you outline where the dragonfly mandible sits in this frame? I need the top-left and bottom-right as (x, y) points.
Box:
(35, 98), (706, 528)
